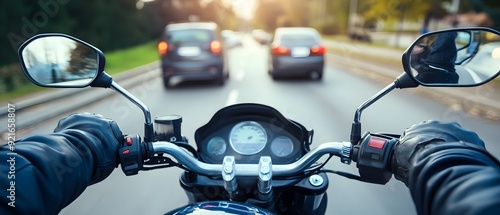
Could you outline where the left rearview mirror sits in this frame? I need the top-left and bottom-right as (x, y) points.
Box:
(18, 34), (104, 88)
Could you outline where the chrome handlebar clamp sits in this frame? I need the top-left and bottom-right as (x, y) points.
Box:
(222, 156), (238, 199)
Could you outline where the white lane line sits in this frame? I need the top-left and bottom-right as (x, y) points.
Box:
(464, 66), (484, 83)
(225, 89), (239, 106)
(235, 69), (245, 81)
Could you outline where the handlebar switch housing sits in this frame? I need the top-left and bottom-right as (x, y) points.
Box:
(352, 132), (397, 185)
(119, 134), (144, 176)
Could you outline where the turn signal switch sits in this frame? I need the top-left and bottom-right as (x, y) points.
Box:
(119, 134), (144, 176)
(352, 132), (397, 184)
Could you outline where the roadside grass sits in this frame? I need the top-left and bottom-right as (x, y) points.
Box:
(324, 35), (403, 69)
(326, 45), (402, 69)
(1, 85), (46, 103)
(104, 41), (158, 75)
(1, 41), (158, 103)
(323, 34), (408, 52)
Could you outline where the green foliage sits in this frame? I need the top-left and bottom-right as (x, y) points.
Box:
(1, 0), (239, 67)
(363, 0), (433, 22)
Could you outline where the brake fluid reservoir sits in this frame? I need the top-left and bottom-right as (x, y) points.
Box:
(154, 115), (182, 142)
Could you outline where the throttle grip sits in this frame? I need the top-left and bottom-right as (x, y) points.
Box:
(352, 132), (398, 184)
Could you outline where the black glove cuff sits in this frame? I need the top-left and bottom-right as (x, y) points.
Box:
(54, 113), (123, 185)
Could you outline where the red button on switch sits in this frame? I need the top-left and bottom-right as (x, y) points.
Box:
(368, 137), (386, 150)
(126, 137), (132, 146)
(122, 149), (130, 155)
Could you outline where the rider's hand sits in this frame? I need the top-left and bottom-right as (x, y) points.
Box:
(54, 113), (123, 184)
(391, 120), (485, 185)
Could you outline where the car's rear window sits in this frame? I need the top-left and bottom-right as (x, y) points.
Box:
(280, 34), (319, 43)
(167, 29), (212, 43)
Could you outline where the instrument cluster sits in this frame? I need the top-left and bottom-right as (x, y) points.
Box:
(199, 120), (302, 164)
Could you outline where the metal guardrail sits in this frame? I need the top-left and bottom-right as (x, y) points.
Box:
(0, 62), (160, 135)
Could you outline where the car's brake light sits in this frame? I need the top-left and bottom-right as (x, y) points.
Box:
(211, 40), (222, 54)
(310, 45), (326, 55)
(272, 46), (290, 56)
(158, 41), (168, 55)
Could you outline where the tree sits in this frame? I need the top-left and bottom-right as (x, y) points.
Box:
(252, 0), (285, 31)
(363, 0), (435, 26)
(67, 43), (97, 77)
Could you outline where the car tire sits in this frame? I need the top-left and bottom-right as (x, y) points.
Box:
(216, 74), (225, 86)
(163, 77), (172, 89)
(309, 70), (323, 81)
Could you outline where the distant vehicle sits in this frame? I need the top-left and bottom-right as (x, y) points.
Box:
(221, 30), (243, 48)
(158, 22), (228, 88)
(268, 27), (325, 80)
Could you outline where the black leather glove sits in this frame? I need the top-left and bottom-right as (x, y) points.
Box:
(391, 120), (485, 185)
(54, 113), (123, 184)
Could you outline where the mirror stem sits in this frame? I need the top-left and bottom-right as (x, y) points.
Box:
(111, 82), (154, 142)
(350, 83), (396, 144)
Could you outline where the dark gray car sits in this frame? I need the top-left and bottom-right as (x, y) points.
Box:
(268, 27), (325, 80)
(158, 22), (228, 88)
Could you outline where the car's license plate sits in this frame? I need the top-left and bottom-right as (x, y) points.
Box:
(291, 47), (310, 57)
(178, 47), (201, 57)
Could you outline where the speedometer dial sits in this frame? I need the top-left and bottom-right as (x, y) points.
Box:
(270, 136), (294, 157)
(229, 121), (268, 155)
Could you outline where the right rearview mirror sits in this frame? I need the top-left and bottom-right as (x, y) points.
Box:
(403, 28), (500, 87)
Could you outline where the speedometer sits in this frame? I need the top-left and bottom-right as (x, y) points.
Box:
(270, 136), (294, 157)
(229, 121), (268, 155)
(207, 136), (227, 156)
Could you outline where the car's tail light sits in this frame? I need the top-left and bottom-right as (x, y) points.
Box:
(272, 46), (290, 56)
(211, 40), (222, 54)
(158, 41), (168, 55)
(310, 45), (326, 55)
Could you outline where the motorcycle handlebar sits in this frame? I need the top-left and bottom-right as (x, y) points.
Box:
(120, 133), (397, 184)
(150, 141), (352, 177)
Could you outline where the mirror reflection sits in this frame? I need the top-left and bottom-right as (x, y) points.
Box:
(409, 30), (500, 86)
(21, 36), (98, 87)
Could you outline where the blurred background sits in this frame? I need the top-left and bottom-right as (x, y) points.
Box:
(1, 0), (499, 96)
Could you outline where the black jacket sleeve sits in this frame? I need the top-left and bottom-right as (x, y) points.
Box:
(0, 130), (113, 215)
(408, 141), (500, 215)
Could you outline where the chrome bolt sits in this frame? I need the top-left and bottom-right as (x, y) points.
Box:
(309, 174), (324, 187)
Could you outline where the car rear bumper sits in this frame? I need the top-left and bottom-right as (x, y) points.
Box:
(161, 58), (224, 81)
(272, 56), (324, 76)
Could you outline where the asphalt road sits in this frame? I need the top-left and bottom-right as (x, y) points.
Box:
(14, 35), (500, 215)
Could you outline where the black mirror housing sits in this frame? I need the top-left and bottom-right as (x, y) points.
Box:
(402, 27), (500, 87)
(18, 33), (107, 88)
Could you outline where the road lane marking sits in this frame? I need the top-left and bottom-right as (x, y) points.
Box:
(464, 67), (483, 83)
(226, 89), (239, 106)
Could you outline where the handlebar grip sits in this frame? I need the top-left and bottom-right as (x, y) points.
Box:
(352, 132), (397, 185)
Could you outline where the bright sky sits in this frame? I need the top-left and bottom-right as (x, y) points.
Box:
(141, 0), (256, 20)
(231, 0), (256, 20)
